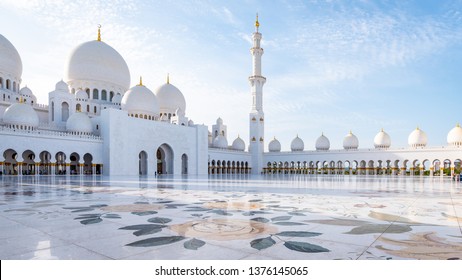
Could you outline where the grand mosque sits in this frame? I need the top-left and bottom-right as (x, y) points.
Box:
(1, 18), (462, 177)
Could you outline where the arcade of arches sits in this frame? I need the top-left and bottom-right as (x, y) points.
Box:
(262, 159), (462, 177)
(138, 144), (187, 176)
(0, 149), (101, 175)
(208, 160), (251, 174)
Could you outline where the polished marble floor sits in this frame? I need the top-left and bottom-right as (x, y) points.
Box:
(0, 174), (461, 260)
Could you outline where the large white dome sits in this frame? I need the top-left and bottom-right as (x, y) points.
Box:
(408, 127), (427, 148)
(121, 84), (160, 118)
(374, 129), (391, 149)
(213, 135), (228, 149)
(315, 133), (330, 151)
(447, 124), (462, 146)
(2, 102), (39, 128)
(268, 137), (281, 152)
(64, 40), (130, 90)
(232, 136), (245, 151)
(0, 34), (22, 81)
(343, 131), (359, 150)
(155, 82), (186, 114)
(66, 112), (93, 134)
(291, 135), (304, 151)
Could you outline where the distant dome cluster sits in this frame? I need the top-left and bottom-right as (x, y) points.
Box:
(266, 125), (462, 152)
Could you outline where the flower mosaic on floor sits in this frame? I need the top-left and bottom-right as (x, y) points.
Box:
(0, 176), (461, 259)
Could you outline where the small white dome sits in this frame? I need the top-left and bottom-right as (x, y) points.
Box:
(315, 133), (330, 151)
(232, 136), (245, 151)
(66, 112), (93, 134)
(2, 102), (39, 128)
(408, 127), (427, 148)
(75, 89), (88, 101)
(268, 137), (281, 152)
(217, 117), (223, 125)
(374, 129), (391, 148)
(112, 94), (122, 104)
(291, 135), (304, 151)
(65, 40), (130, 90)
(19, 86), (37, 104)
(213, 135), (228, 149)
(155, 82), (186, 114)
(447, 124), (462, 146)
(121, 84), (159, 118)
(188, 119), (194, 126)
(0, 34), (22, 80)
(343, 131), (359, 150)
(55, 80), (69, 92)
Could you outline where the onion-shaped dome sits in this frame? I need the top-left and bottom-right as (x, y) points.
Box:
(55, 80), (69, 92)
(0, 34), (22, 81)
(408, 127), (427, 148)
(155, 80), (186, 115)
(64, 38), (130, 90)
(2, 101), (39, 129)
(213, 135), (228, 149)
(374, 128), (391, 149)
(75, 89), (88, 101)
(268, 137), (281, 152)
(447, 123), (462, 146)
(343, 131), (359, 150)
(19, 86), (37, 104)
(121, 81), (159, 119)
(66, 112), (93, 134)
(315, 133), (330, 151)
(232, 136), (245, 151)
(111, 94), (122, 104)
(291, 135), (304, 151)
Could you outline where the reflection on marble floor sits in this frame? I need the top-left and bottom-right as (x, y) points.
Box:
(0, 175), (461, 260)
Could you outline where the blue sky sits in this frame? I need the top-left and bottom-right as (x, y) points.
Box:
(1, 0), (462, 150)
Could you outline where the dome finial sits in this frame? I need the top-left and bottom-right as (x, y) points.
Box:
(381, 128), (384, 132)
(138, 76), (143, 86)
(19, 96), (24, 103)
(255, 13), (260, 31)
(97, 24), (102, 41)
(457, 123), (460, 128)
(167, 73), (170, 84)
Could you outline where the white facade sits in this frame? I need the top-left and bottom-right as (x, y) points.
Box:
(1, 20), (462, 177)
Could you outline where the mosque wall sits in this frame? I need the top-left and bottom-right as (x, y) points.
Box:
(101, 108), (208, 176)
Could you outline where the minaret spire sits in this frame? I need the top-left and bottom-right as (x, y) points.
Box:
(255, 13), (260, 32)
(167, 73), (170, 84)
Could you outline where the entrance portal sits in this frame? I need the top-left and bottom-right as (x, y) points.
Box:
(156, 144), (173, 175)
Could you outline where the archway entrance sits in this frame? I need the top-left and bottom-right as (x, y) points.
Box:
(156, 144), (173, 175)
(181, 154), (188, 175)
(139, 151), (148, 175)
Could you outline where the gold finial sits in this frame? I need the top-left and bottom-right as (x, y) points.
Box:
(349, 130), (352, 134)
(19, 97), (24, 103)
(416, 126), (420, 130)
(457, 123), (460, 128)
(97, 24), (101, 41)
(138, 76), (143, 86)
(381, 128), (384, 132)
(167, 73), (170, 84)
(255, 13), (260, 31)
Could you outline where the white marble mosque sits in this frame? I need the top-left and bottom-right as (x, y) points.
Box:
(1, 18), (462, 178)
(0, 17), (461, 261)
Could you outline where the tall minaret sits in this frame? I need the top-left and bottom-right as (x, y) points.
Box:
(249, 14), (266, 175)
